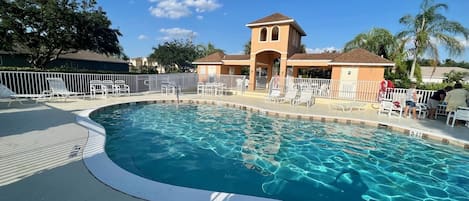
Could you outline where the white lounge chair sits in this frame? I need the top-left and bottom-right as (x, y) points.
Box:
(277, 88), (298, 104)
(266, 88), (281, 102)
(292, 90), (314, 108)
(114, 80), (130, 96)
(46, 78), (83, 101)
(0, 84), (46, 106)
(446, 106), (469, 127)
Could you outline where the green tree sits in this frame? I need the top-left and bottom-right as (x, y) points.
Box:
(0, 0), (121, 69)
(344, 28), (398, 59)
(444, 70), (469, 83)
(150, 39), (202, 73)
(397, 0), (469, 79)
(198, 42), (224, 57)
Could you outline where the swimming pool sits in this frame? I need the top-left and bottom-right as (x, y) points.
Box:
(90, 103), (469, 201)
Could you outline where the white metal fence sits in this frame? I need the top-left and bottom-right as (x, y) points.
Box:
(0, 71), (198, 95)
(0, 71), (438, 103)
(198, 74), (248, 94)
(286, 77), (435, 103)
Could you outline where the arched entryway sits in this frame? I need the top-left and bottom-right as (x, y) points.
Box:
(248, 50), (283, 90)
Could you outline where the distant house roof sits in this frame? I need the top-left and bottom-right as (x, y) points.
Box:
(0, 49), (127, 64)
(330, 48), (394, 66)
(421, 66), (469, 78)
(288, 53), (340, 60)
(58, 51), (127, 64)
(246, 13), (306, 36)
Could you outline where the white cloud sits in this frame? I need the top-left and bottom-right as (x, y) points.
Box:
(138, 34), (149, 40)
(196, 15), (203, 20)
(159, 27), (197, 41)
(149, 0), (221, 19)
(184, 0), (221, 13)
(455, 36), (469, 48)
(306, 47), (341, 54)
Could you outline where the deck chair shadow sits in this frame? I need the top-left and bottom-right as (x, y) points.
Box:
(46, 78), (84, 101)
(0, 84), (46, 106)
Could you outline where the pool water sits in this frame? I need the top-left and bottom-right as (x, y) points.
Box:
(91, 103), (469, 201)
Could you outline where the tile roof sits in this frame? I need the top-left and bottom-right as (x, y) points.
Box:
(193, 51), (225, 63)
(247, 13), (292, 24)
(331, 48), (393, 64)
(289, 53), (341, 60)
(246, 13), (306, 36)
(223, 55), (250, 60)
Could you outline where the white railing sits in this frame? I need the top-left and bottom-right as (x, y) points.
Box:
(285, 77), (435, 103)
(198, 74), (248, 94)
(0, 71), (198, 95)
(0, 71), (438, 102)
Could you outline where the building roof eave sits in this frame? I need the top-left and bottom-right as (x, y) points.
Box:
(329, 62), (395, 67)
(192, 61), (223, 65)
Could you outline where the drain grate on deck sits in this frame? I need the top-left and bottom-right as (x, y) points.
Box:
(69, 145), (82, 158)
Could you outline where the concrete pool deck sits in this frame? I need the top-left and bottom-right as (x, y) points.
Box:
(0, 93), (468, 200)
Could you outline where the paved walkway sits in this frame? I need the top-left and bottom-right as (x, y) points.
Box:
(0, 93), (467, 200)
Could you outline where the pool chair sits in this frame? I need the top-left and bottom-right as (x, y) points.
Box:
(378, 100), (402, 118)
(46, 78), (84, 101)
(114, 80), (130, 96)
(90, 80), (106, 98)
(292, 90), (315, 108)
(446, 106), (469, 127)
(0, 84), (46, 106)
(265, 88), (281, 102)
(101, 80), (116, 96)
(277, 88), (298, 104)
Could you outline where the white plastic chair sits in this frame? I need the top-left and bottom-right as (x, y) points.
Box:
(378, 100), (403, 118)
(90, 80), (105, 98)
(46, 78), (83, 101)
(101, 80), (115, 96)
(446, 107), (469, 127)
(114, 80), (130, 96)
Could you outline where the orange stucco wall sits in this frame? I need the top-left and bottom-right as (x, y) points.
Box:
(250, 24), (290, 54)
(357, 66), (385, 81)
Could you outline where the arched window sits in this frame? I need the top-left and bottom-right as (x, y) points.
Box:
(260, 27), (267, 41)
(271, 26), (279, 41)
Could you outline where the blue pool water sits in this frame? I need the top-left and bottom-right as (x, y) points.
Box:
(91, 103), (469, 201)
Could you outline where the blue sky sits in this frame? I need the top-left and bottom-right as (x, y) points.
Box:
(98, 0), (469, 61)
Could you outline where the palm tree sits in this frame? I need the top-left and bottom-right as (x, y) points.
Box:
(344, 28), (398, 59)
(397, 0), (469, 80)
(198, 42), (224, 56)
(243, 40), (251, 55)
